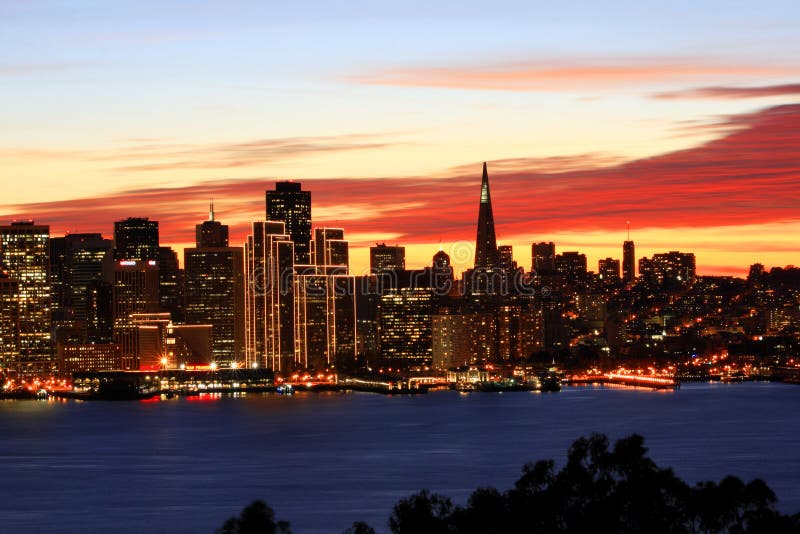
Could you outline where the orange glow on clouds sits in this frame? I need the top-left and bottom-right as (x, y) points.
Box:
(2, 103), (800, 277)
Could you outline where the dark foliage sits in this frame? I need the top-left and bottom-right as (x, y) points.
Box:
(215, 500), (291, 534)
(219, 434), (800, 534)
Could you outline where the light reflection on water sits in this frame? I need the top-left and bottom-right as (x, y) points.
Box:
(0, 382), (797, 533)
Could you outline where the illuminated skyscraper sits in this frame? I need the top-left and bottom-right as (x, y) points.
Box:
(113, 217), (159, 262)
(107, 260), (160, 326)
(311, 227), (348, 273)
(267, 182), (312, 264)
(0, 271), (20, 371)
(474, 162), (499, 269)
(185, 211), (245, 365)
(294, 271), (357, 369)
(294, 227), (356, 369)
(0, 221), (53, 375)
(244, 221), (295, 370)
(370, 243), (405, 272)
(49, 233), (112, 325)
(639, 251), (696, 286)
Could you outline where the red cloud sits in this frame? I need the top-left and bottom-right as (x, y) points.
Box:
(654, 83), (800, 99)
(2, 104), (800, 263)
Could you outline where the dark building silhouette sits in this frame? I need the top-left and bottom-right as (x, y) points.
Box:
(370, 243), (405, 272)
(113, 217), (159, 262)
(196, 201), (229, 248)
(266, 181), (311, 264)
(532, 242), (556, 274)
(158, 246), (184, 322)
(556, 251), (588, 280)
(599, 258), (621, 282)
(474, 162), (499, 269)
(623, 240), (636, 283)
(498, 245), (515, 271)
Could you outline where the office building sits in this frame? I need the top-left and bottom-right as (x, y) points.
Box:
(158, 246), (184, 322)
(185, 212), (245, 365)
(639, 251), (696, 286)
(555, 251), (588, 280)
(266, 181), (311, 264)
(0, 271), (20, 371)
(623, 240), (636, 283)
(532, 242), (556, 274)
(0, 221), (53, 375)
(370, 243), (405, 272)
(113, 217), (159, 262)
(599, 258), (621, 283)
(244, 221), (295, 370)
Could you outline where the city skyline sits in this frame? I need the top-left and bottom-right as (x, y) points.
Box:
(2, 1), (800, 276)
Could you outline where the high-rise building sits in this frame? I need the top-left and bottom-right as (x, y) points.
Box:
(266, 181), (312, 264)
(599, 258), (621, 282)
(370, 243), (405, 272)
(294, 271), (357, 369)
(498, 245), (516, 271)
(638, 251), (696, 286)
(49, 233), (112, 326)
(107, 260), (160, 328)
(379, 286), (434, 366)
(0, 221), (53, 375)
(158, 246), (184, 322)
(113, 217), (159, 262)
(0, 271), (20, 371)
(474, 162), (499, 269)
(196, 201), (229, 248)
(555, 251), (588, 280)
(623, 240), (636, 283)
(244, 221), (295, 370)
(311, 227), (348, 273)
(532, 242), (556, 274)
(185, 212), (245, 366)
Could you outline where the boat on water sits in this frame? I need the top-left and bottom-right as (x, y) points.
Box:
(539, 368), (562, 392)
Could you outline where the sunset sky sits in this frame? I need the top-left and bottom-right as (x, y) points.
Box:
(2, 1), (800, 276)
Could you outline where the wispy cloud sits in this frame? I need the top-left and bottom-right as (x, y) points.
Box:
(0, 133), (409, 171)
(350, 57), (800, 92)
(654, 83), (800, 100)
(3, 104), (799, 264)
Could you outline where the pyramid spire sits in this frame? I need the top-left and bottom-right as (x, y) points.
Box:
(474, 162), (499, 268)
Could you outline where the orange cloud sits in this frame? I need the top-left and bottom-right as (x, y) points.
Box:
(351, 58), (800, 92)
(2, 103), (799, 276)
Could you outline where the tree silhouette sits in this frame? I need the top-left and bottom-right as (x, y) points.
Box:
(215, 500), (291, 534)
(220, 435), (800, 534)
(341, 521), (376, 534)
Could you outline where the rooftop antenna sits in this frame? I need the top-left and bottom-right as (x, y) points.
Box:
(626, 220), (630, 241)
(209, 199), (215, 221)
